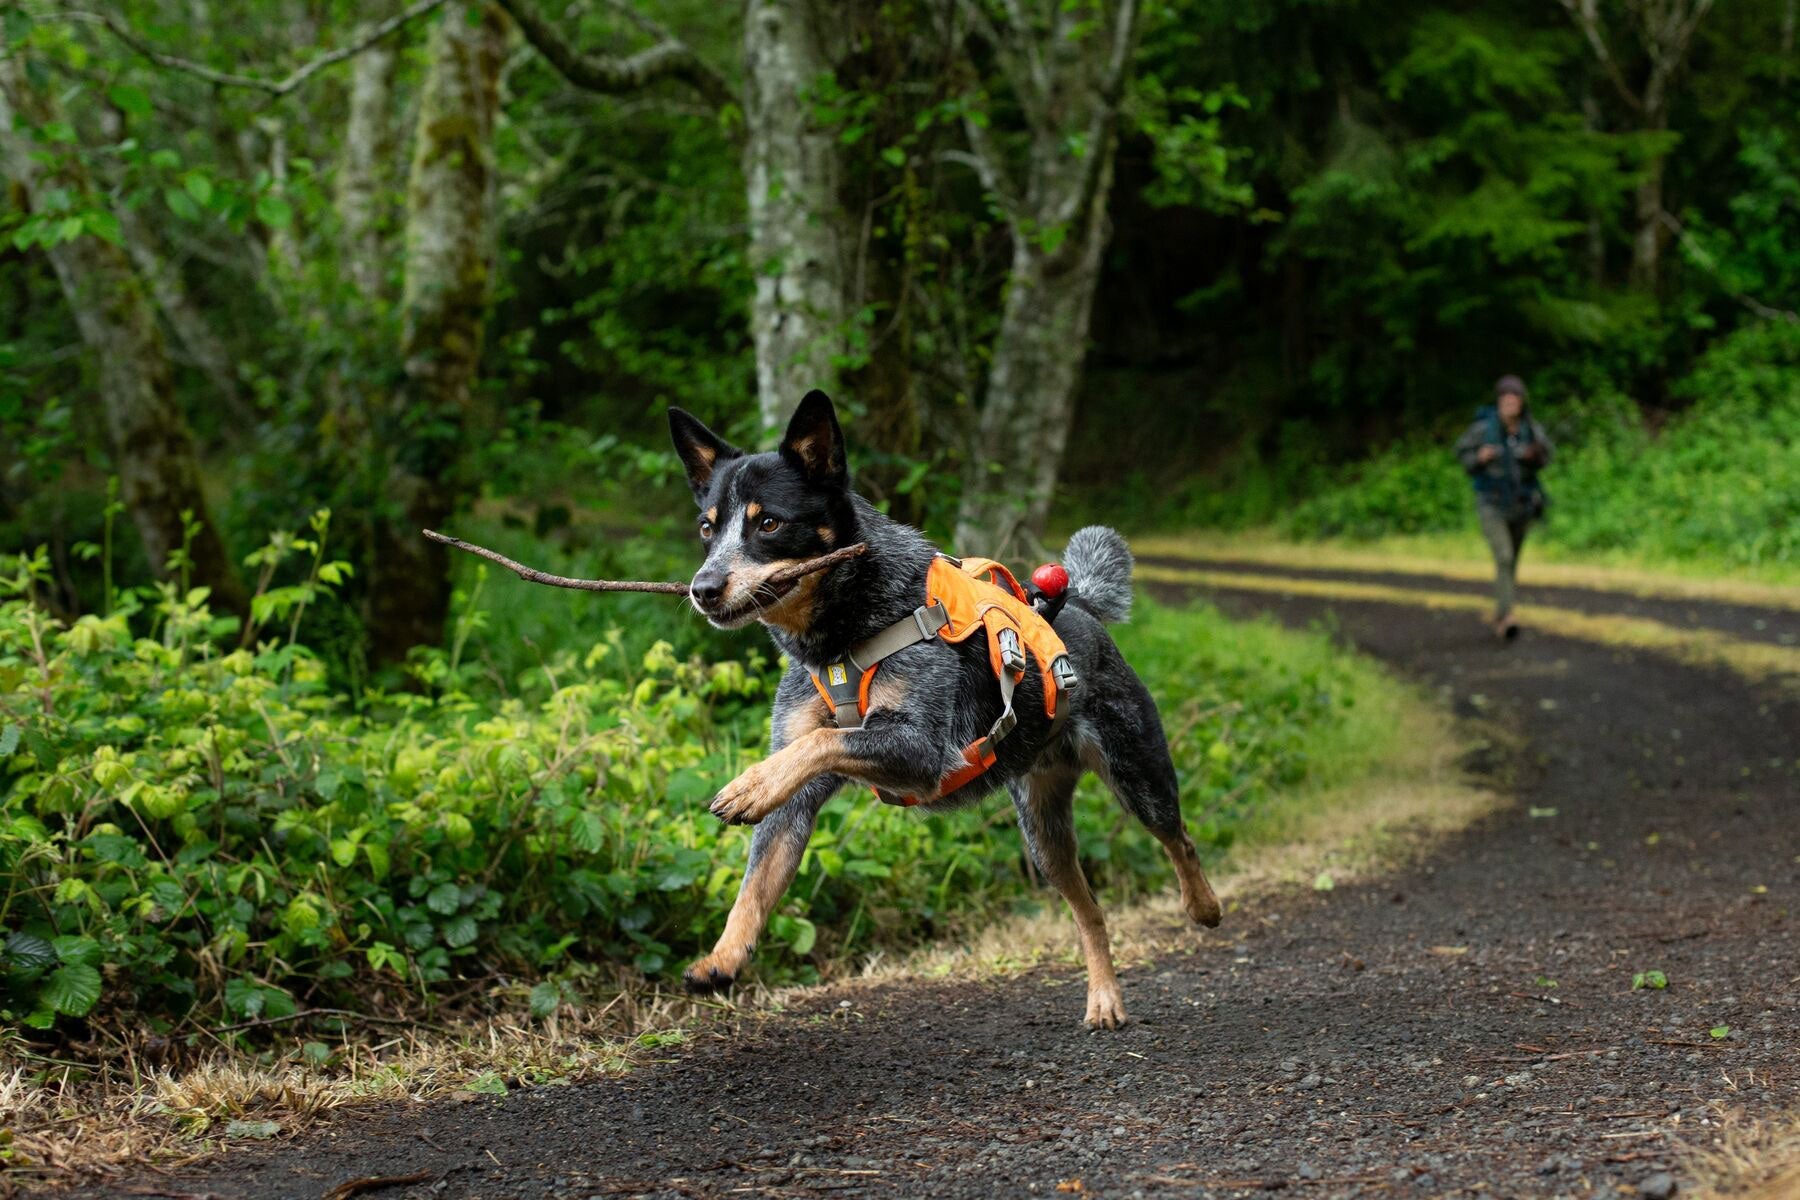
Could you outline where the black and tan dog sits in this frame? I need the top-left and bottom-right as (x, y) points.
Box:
(669, 391), (1221, 1029)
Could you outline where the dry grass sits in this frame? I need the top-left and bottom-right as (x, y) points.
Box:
(0, 982), (748, 1190)
(1136, 563), (1800, 691)
(1679, 1104), (1800, 1199)
(1131, 529), (1800, 610)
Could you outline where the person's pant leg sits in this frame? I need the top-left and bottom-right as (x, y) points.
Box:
(1478, 504), (1517, 619)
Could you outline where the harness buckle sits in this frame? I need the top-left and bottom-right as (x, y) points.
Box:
(997, 626), (1027, 675)
(912, 601), (948, 643)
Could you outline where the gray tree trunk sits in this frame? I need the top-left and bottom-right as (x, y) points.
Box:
(0, 61), (246, 612)
(949, 0), (1139, 557)
(115, 202), (248, 419)
(957, 153), (1115, 555)
(743, 0), (852, 429)
(365, 3), (507, 654)
(338, 42), (399, 298)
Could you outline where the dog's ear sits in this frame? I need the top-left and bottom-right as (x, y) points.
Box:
(668, 408), (742, 503)
(779, 390), (848, 490)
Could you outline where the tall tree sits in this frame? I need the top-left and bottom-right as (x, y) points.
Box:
(337, 41), (399, 298)
(742, 0), (854, 429)
(497, 0), (847, 434)
(1557, 0), (1716, 289)
(0, 57), (246, 611)
(365, 2), (509, 653)
(948, 0), (1141, 555)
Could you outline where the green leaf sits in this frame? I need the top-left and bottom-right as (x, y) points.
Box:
(464, 1072), (507, 1096)
(4, 931), (57, 971)
(787, 916), (816, 957)
(442, 914), (478, 948)
(52, 935), (102, 967)
(42, 963), (102, 1017)
(1710, 1025), (1730, 1039)
(255, 193), (293, 228)
(83, 210), (123, 245)
(107, 84), (152, 116)
(1632, 969), (1669, 991)
(224, 976), (264, 1018)
(426, 882), (462, 914)
(528, 980), (560, 1019)
(164, 187), (200, 222)
(1313, 871), (1336, 891)
(571, 812), (604, 853)
(0, 724), (19, 759)
(183, 172), (214, 206)
(224, 1119), (281, 1139)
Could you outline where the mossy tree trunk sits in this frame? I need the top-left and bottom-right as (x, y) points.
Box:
(743, 0), (855, 430)
(948, 0), (1140, 557)
(364, 3), (507, 656)
(0, 60), (246, 613)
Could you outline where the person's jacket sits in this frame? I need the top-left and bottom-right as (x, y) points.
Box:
(1454, 405), (1554, 518)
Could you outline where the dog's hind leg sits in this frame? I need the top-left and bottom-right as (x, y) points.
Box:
(1011, 767), (1127, 1030)
(684, 774), (839, 994)
(1084, 674), (1223, 929)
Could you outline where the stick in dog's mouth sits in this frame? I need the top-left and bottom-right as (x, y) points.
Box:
(422, 530), (867, 596)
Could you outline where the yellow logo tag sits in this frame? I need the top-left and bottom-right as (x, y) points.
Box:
(827, 663), (848, 686)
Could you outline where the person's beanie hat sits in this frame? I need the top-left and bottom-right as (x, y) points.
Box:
(1494, 374), (1528, 400)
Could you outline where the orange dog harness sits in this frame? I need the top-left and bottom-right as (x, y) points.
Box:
(809, 555), (1080, 805)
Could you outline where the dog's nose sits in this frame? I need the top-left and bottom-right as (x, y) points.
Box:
(690, 570), (728, 607)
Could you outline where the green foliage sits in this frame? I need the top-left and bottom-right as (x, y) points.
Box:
(2, 512), (1375, 1034)
(1279, 322), (1800, 569)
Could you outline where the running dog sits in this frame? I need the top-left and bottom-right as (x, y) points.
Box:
(668, 390), (1221, 1029)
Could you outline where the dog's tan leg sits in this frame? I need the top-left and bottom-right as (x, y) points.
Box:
(1155, 827), (1223, 928)
(683, 806), (816, 993)
(1014, 768), (1126, 1029)
(680, 816), (802, 993)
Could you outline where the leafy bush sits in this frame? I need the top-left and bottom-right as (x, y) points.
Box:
(2, 525), (1374, 1038)
(1278, 323), (1800, 569)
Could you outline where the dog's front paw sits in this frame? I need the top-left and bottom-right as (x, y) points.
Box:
(1085, 985), (1129, 1031)
(708, 762), (786, 825)
(683, 950), (747, 995)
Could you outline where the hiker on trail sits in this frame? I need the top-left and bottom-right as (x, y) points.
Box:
(1455, 375), (1553, 641)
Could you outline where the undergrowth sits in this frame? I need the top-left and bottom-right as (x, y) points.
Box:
(1, 519), (1377, 1053)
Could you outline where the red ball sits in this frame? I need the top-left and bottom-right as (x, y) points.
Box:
(1031, 562), (1070, 597)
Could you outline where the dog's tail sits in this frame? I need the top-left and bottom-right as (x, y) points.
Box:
(1063, 526), (1134, 623)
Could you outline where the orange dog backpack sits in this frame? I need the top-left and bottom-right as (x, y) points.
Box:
(809, 555), (1080, 805)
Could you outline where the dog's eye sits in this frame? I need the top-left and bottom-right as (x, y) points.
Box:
(757, 516), (782, 535)
(698, 520), (714, 541)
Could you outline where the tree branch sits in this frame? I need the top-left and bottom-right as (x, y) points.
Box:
(493, 0), (734, 111)
(422, 530), (867, 594)
(1557, 0), (1645, 113)
(61, 0), (449, 101)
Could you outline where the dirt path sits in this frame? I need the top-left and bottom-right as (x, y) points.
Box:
(131, 558), (1799, 1200)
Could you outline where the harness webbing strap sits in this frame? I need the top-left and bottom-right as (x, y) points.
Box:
(807, 556), (1076, 807)
(812, 601), (949, 731)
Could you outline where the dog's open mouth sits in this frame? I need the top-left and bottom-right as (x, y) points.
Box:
(701, 575), (799, 626)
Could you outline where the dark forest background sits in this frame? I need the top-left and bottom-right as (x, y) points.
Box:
(5, 0), (1797, 673)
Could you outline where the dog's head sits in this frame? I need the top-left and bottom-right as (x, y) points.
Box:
(668, 390), (854, 630)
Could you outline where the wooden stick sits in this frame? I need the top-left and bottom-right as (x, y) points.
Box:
(422, 530), (866, 595)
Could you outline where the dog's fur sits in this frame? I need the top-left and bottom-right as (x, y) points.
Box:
(669, 391), (1221, 1028)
